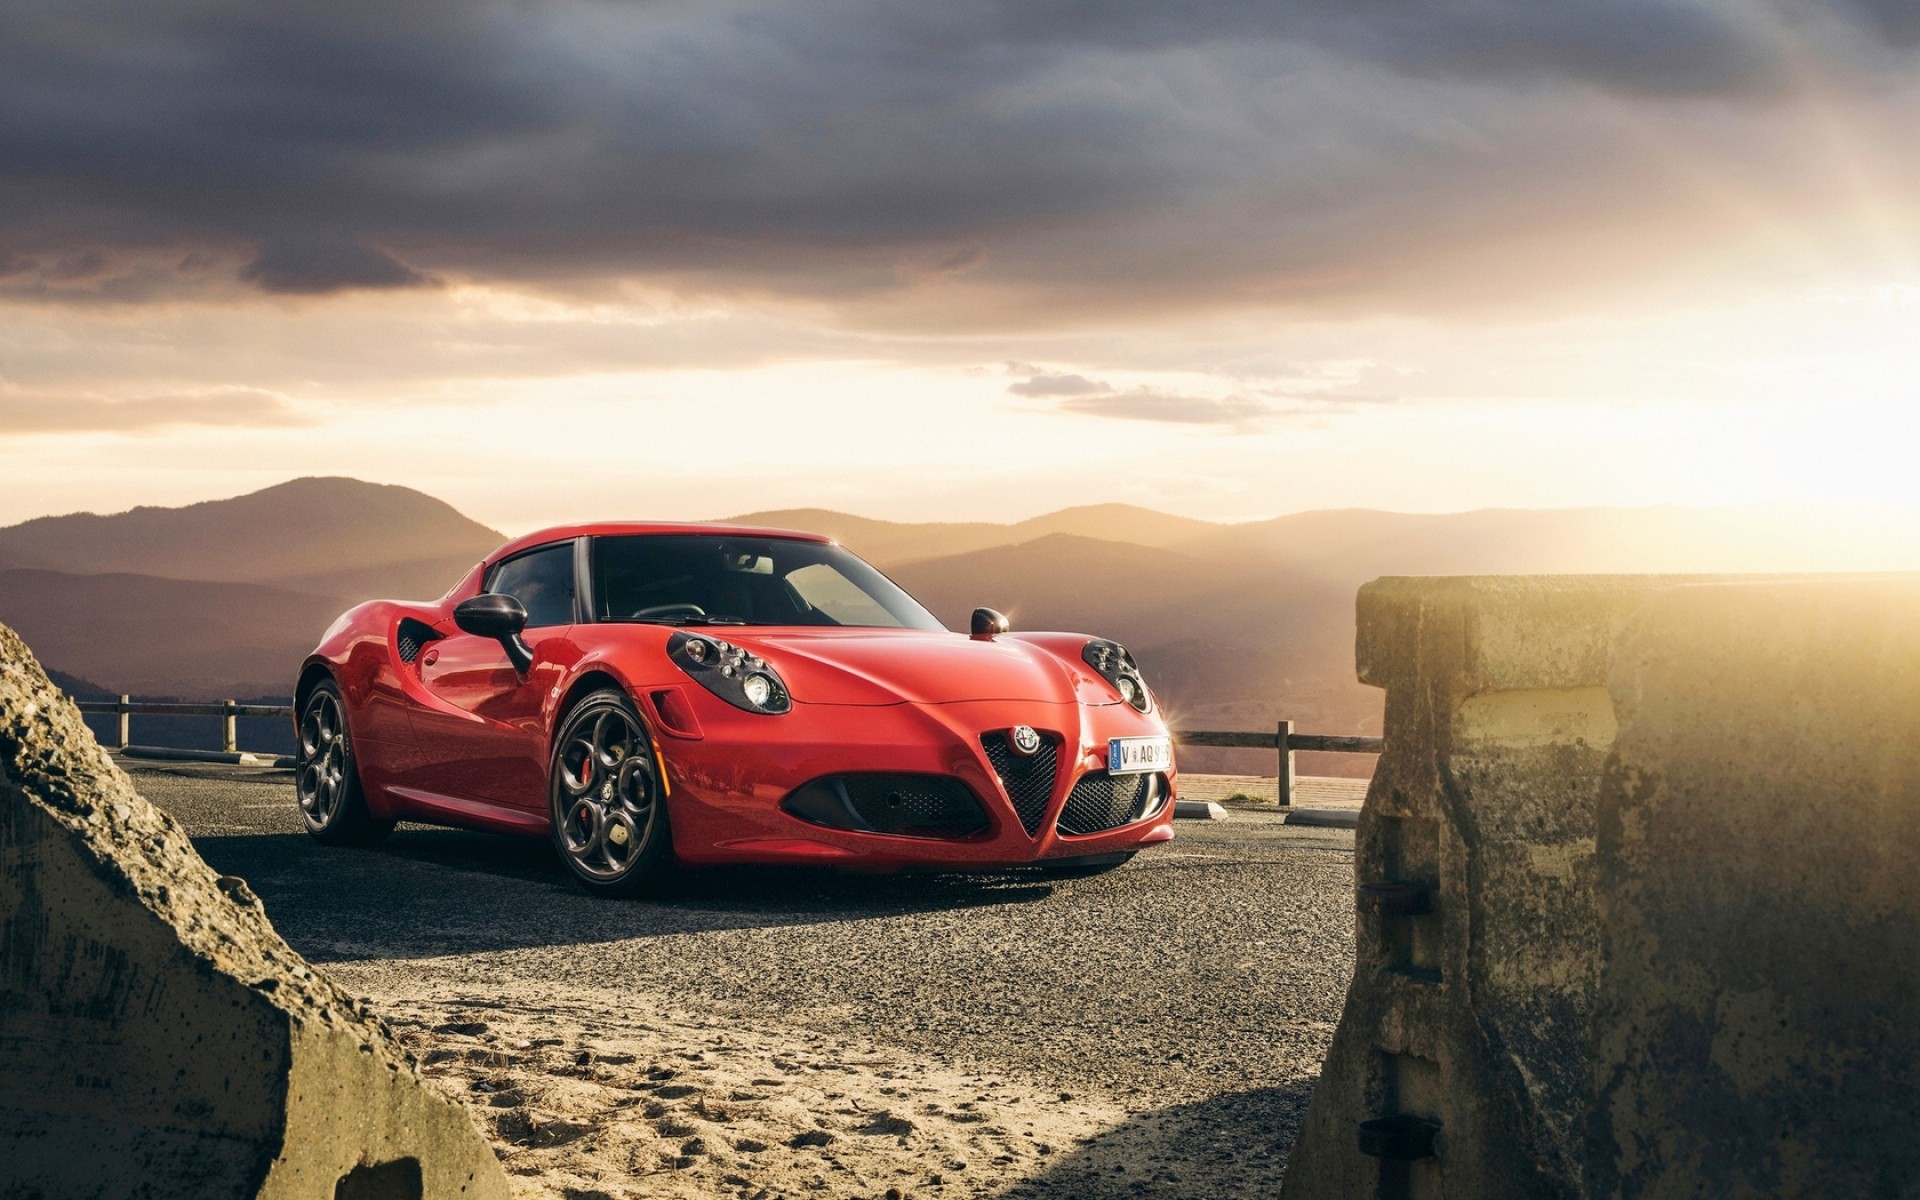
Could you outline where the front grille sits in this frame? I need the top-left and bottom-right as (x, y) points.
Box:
(782, 774), (989, 839)
(981, 731), (1060, 836)
(1058, 771), (1167, 837)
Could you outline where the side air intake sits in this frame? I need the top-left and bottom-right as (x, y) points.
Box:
(396, 618), (442, 665)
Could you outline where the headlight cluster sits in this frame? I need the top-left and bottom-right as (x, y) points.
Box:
(1082, 639), (1152, 712)
(669, 631), (792, 715)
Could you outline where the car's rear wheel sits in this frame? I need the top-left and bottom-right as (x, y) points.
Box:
(549, 689), (675, 897)
(296, 679), (394, 846)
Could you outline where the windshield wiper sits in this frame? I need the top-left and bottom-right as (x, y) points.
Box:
(619, 615), (748, 626)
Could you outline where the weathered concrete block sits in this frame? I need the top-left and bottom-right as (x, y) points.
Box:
(1590, 579), (1920, 1199)
(0, 623), (510, 1199)
(1284, 575), (1711, 1200)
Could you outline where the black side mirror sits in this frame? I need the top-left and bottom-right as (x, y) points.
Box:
(454, 593), (534, 674)
(971, 607), (1010, 641)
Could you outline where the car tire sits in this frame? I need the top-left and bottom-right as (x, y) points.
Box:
(1038, 851), (1136, 878)
(549, 688), (676, 897)
(296, 678), (395, 847)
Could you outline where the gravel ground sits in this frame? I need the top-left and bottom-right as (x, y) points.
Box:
(131, 760), (1356, 1199)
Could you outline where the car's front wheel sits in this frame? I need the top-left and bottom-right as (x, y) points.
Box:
(549, 689), (675, 897)
(296, 678), (394, 846)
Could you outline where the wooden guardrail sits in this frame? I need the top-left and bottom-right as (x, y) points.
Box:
(74, 698), (1380, 808)
(77, 697), (293, 754)
(1174, 720), (1383, 808)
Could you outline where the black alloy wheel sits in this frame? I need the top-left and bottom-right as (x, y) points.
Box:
(295, 678), (394, 846)
(549, 689), (675, 896)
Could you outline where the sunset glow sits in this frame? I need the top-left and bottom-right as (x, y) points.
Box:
(2, 0), (1916, 531)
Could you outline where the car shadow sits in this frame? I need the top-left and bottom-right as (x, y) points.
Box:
(992, 1082), (1315, 1200)
(191, 826), (1060, 963)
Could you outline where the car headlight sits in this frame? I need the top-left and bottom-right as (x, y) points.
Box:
(669, 632), (792, 714)
(1082, 639), (1153, 713)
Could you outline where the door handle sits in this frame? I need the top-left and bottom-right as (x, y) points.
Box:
(423, 649), (439, 666)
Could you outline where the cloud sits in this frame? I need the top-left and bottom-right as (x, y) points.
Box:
(1011, 368), (1400, 429)
(0, 0), (1913, 318)
(1059, 389), (1282, 429)
(1007, 372), (1108, 397)
(0, 387), (311, 434)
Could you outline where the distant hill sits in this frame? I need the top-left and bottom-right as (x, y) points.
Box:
(721, 509), (1014, 566)
(888, 533), (1239, 647)
(0, 568), (342, 698)
(724, 503), (1225, 566)
(1005, 504), (1219, 549)
(1177, 504), (1920, 579)
(5, 478), (1919, 776)
(271, 552), (486, 605)
(0, 478), (507, 698)
(0, 476), (504, 586)
(812, 499), (1920, 775)
(42, 665), (118, 699)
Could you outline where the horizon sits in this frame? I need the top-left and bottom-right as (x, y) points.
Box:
(4, 1), (1917, 530)
(8, 473), (1920, 541)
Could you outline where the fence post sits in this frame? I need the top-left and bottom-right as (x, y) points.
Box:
(1277, 718), (1295, 808)
(118, 695), (131, 750)
(222, 700), (238, 754)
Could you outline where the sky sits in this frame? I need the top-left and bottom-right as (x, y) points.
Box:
(2, 0), (1918, 533)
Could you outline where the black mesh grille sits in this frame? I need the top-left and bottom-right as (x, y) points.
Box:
(841, 776), (987, 837)
(1058, 771), (1166, 837)
(783, 774), (988, 839)
(396, 618), (440, 665)
(981, 732), (1059, 836)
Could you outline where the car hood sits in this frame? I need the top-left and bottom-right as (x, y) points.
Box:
(735, 630), (1088, 706)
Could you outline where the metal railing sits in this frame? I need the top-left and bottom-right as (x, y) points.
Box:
(1174, 720), (1383, 808)
(74, 697), (1381, 807)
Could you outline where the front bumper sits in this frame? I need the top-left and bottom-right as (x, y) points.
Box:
(647, 696), (1177, 869)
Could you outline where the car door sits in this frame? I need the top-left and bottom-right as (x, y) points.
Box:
(407, 539), (582, 811)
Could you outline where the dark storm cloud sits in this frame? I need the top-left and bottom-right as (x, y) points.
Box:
(239, 239), (438, 294)
(1833, 0), (1920, 45)
(965, 0), (1786, 95)
(0, 0), (1911, 305)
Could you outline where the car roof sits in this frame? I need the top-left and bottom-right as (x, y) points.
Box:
(488, 521), (836, 563)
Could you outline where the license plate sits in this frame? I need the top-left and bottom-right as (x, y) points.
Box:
(1108, 735), (1172, 775)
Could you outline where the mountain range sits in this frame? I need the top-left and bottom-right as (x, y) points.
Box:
(4, 477), (1917, 774)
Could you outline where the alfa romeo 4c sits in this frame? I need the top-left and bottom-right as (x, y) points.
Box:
(295, 524), (1177, 895)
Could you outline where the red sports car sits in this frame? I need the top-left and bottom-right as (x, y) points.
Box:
(294, 523), (1177, 895)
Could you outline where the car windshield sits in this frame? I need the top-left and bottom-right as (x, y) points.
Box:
(591, 534), (946, 630)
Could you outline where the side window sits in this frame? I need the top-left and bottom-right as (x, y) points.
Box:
(485, 542), (576, 628)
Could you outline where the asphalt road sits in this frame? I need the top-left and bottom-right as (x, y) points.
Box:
(131, 759), (1357, 1196)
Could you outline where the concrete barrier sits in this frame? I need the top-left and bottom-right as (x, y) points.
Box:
(1282, 573), (1920, 1200)
(1279, 575), (1712, 1200)
(0, 622), (510, 1199)
(1590, 579), (1920, 1198)
(1282, 576), (1689, 1190)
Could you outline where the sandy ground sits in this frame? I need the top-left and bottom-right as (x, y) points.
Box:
(138, 761), (1352, 1200)
(357, 983), (1138, 1200)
